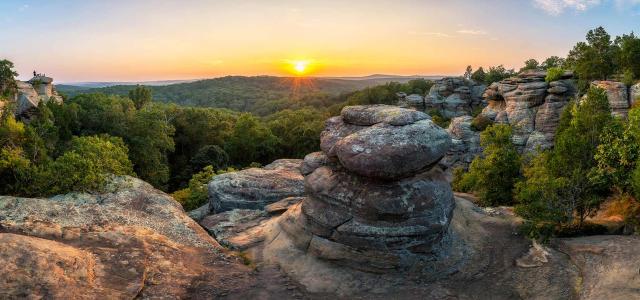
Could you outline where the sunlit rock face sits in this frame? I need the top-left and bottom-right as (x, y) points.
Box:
(279, 105), (455, 273)
(480, 70), (577, 152)
(591, 80), (631, 118)
(13, 76), (63, 118)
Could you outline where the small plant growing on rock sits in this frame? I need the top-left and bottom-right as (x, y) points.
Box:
(470, 115), (493, 131)
(545, 67), (564, 83)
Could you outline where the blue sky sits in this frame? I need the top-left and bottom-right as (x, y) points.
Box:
(1, 0), (639, 82)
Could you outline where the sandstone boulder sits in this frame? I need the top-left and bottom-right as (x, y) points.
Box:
(0, 176), (254, 298)
(591, 81), (630, 117)
(335, 120), (450, 179)
(208, 159), (304, 212)
(13, 76), (63, 118)
(425, 77), (486, 118)
(442, 116), (481, 170)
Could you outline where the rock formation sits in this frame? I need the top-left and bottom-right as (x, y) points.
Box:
(424, 77), (486, 118)
(0, 176), (256, 299)
(275, 105), (455, 273)
(12, 76), (63, 118)
(480, 70), (577, 152)
(208, 159), (304, 213)
(441, 115), (481, 170)
(591, 81), (632, 117)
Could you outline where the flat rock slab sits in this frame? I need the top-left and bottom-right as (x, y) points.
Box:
(208, 159), (304, 212)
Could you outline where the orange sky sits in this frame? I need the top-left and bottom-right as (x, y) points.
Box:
(1, 0), (637, 82)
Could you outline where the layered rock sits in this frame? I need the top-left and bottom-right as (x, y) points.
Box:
(0, 176), (255, 298)
(591, 81), (631, 117)
(424, 77), (486, 118)
(480, 70), (576, 152)
(208, 159), (304, 212)
(441, 116), (481, 170)
(278, 105), (455, 273)
(13, 76), (63, 118)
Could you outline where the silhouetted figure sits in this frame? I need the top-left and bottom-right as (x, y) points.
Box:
(33, 70), (36, 77)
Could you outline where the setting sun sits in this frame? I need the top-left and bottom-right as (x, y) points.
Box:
(286, 60), (314, 76)
(294, 61), (307, 74)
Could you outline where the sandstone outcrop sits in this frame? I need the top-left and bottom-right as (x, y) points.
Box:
(208, 159), (304, 212)
(13, 75), (63, 118)
(424, 77), (486, 118)
(441, 115), (481, 170)
(480, 70), (576, 152)
(591, 80), (631, 117)
(275, 105), (455, 273)
(0, 176), (255, 299)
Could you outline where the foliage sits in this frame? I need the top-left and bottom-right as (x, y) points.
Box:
(545, 67), (565, 83)
(565, 26), (616, 81)
(128, 85), (152, 109)
(470, 114), (493, 131)
(464, 65), (473, 79)
(541, 56), (566, 70)
(471, 67), (486, 83)
(427, 109), (450, 128)
(0, 59), (18, 96)
(515, 87), (614, 240)
(266, 108), (326, 159)
(224, 113), (278, 166)
(171, 165), (236, 211)
(484, 65), (516, 85)
(456, 124), (521, 206)
(519, 59), (540, 73)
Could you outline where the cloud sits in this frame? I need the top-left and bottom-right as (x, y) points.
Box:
(408, 31), (451, 37)
(533, 0), (601, 15)
(456, 29), (488, 35)
(18, 4), (29, 11)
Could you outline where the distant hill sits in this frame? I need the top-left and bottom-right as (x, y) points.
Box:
(57, 75), (441, 113)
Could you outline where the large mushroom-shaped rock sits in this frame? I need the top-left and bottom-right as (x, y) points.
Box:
(334, 120), (450, 179)
(277, 105), (455, 273)
(208, 159), (304, 212)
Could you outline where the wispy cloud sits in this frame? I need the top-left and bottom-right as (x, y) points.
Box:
(533, 0), (601, 15)
(408, 31), (451, 37)
(456, 29), (487, 35)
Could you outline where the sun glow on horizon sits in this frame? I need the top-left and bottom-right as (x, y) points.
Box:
(286, 59), (314, 76)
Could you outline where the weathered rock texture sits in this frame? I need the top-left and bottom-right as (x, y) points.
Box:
(0, 176), (255, 299)
(480, 70), (576, 152)
(12, 76), (63, 118)
(423, 77), (486, 118)
(591, 81), (631, 118)
(441, 116), (481, 170)
(277, 105), (455, 273)
(208, 159), (304, 212)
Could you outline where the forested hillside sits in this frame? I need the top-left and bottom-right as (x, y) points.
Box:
(58, 75), (437, 115)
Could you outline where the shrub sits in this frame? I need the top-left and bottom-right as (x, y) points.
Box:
(428, 109), (450, 128)
(545, 67), (564, 83)
(470, 115), (493, 131)
(172, 165), (237, 211)
(458, 124), (521, 206)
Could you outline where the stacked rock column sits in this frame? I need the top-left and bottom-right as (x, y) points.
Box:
(279, 105), (454, 273)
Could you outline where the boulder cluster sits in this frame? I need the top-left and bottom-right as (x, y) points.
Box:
(278, 105), (455, 273)
(13, 76), (63, 118)
(480, 70), (576, 152)
(424, 77), (486, 118)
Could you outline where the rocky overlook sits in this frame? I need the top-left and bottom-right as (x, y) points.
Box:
(12, 75), (64, 118)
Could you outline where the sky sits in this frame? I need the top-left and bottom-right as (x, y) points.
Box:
(1, 0), (639, 83)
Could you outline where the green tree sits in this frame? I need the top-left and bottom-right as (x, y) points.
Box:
(566, 26), (616, 81)
(128, 85), (152, 110)
(471, 67), (486, 83)
(0, 59), (18, 96)
(464, 65), (473, 79)
(541, 56), (566, 70)
(614, 32), (640, 80)
(189, 145), (229, 174)
(224, 113), (278, 166)
(516, 87), (614, 239)
(267, 108), (325, 158)
(519, 59), (540, 73)
(545, 67), (565, 83)
(455, 124), (521, 206)
(484, 65), (515, 85)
